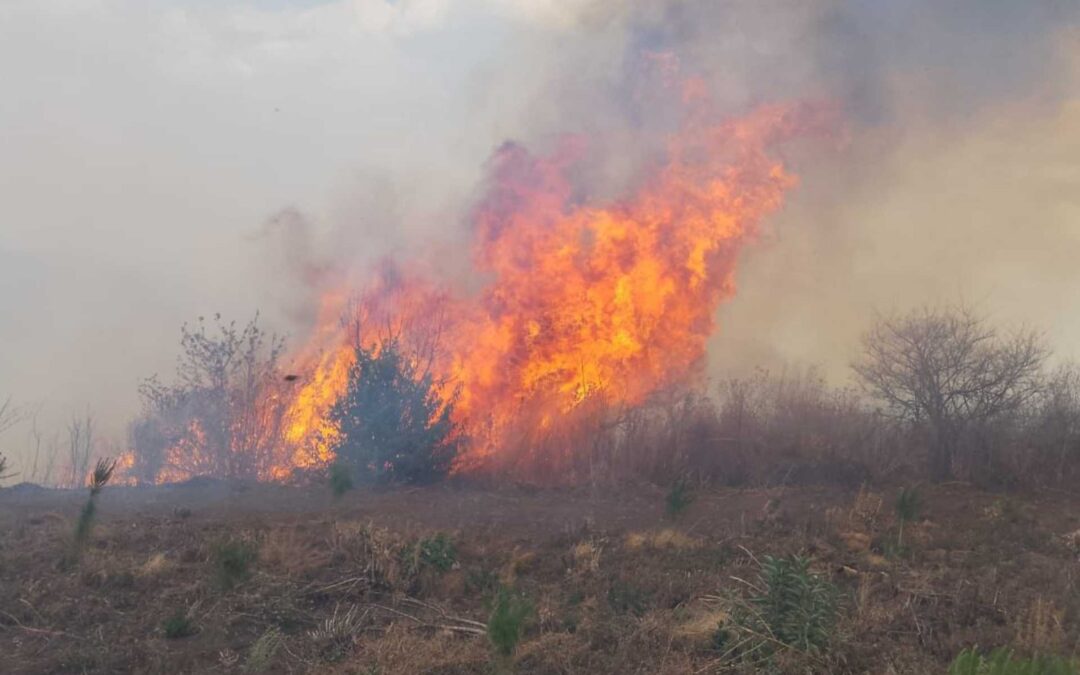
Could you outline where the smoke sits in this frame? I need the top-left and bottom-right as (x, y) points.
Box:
(1, 0), (1078, 474)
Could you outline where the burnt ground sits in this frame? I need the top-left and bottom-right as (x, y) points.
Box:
(2, 480), (1080, 673)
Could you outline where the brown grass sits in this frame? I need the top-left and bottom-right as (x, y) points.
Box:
(1, 481), (1079, 674)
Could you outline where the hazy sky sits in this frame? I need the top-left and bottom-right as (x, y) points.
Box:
(2, 0), (1079, 470)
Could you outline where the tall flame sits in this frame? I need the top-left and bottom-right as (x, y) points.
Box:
(277, 100), (826, 477)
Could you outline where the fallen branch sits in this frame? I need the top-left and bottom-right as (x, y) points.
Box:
(0, 610), (78, 639)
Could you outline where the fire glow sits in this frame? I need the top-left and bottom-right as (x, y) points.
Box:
(271, 98), (826, 480)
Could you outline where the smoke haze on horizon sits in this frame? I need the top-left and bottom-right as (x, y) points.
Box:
(2, 0), (1079, 473)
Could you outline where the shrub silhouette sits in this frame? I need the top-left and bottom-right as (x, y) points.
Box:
(330, 338), (459, 484)
(328, 462), (353, 498)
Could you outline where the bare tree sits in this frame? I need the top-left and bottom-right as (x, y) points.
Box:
(26, 405), (60, 486)
(132, 313), (288, 482)
(853, 306), (1047, 482)
(0, 397), (29, 482)
(67, 412), (95, 488)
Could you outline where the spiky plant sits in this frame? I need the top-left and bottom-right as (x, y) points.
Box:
(753, 555), (836, 652)
(63, 457), (117, 567)
(895, 486), (921, 548)
(726, 554), (837, 663)
(488, 586), (534, 660)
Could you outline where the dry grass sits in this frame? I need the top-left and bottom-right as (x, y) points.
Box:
(1014, 596), (1066, 654)
(2, 482), (1080, 674)
(624, 528), (700, 551)
(570, 538), (604, 575)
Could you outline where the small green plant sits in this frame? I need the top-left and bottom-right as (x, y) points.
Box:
(895, 486), (921, 548)
(245, 627), (283, 673)
(488, 586), (534, 659)
(213, 538), (258, 590)
(726, 554), (837, 663)
(62, 457), (117, 568)
(418, 533), (457, 572)
(401, 532), (458, 577)
(949, 647), (1079, 674)
(162, 610), (197, 639)
(328, 462), (354, 498)
(607, 580), (649, 616)
(666, 477), (696, 518)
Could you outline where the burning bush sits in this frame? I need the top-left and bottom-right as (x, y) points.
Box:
(128, 314), (292, 483)
(329, 338), (459, 485)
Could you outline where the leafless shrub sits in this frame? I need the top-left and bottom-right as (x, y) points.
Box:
(854, 305), (1047, 482)
(66, 412), (94, 489)
(26, 407), (60, 486)
(0, 396), (29, 483)
(992, 363), (1080, 487)
(130, 313), (289, 482)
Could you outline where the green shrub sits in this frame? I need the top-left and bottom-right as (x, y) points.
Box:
(727, 554), (836, 659)
(213, 538), (258, 590)
(413, 533), (457, 573)
(949, 647), (1079, 675)
(666, 477), (695, 518)
(329, 339), (459, 485)
(488, 587), (534, 658)
(328, 462), (354, 498)
(162, 610), (197, 639)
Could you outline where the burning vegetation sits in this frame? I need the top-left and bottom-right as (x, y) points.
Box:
(124, 99), (832, 486)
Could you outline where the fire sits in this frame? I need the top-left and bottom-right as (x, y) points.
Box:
(274, 99), (826, 478)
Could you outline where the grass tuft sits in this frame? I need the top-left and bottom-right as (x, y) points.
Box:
(948, 647), (1078, 674)
(244, 627), (282, 673)
(162, 610), (197, 639)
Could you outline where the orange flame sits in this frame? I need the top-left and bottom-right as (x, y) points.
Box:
(273, 99), (828, 478)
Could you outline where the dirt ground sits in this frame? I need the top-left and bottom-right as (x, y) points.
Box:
(2, 479), (1080, 674)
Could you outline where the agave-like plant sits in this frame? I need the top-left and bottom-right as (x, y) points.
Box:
(65, 457), (118, 567)
(895, 486), (921, 548)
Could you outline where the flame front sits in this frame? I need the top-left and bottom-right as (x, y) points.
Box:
(273, 101), (823, 478)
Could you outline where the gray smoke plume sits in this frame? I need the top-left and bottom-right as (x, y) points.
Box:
(1, 0), (1078, 475)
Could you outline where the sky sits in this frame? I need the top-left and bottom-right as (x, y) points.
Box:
(2, 0), (1079, 473)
